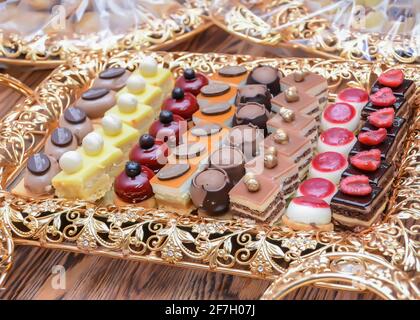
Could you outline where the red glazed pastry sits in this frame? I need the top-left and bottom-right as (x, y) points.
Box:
(175, 68), (209, 96)
(350, 149), (381, 172)
(114, 161), (155, 203)
(378, 69), (404, 88)
(162, 87), (199, 121)
(340, 175), (372, 196)
(370, 88), (397, 107)
(358, 128), (387, 146)
(368, 108), (395, 128)
(129, 134), (169, 173)
(149, 110), (186, 145)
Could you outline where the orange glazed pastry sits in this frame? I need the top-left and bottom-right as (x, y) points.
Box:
(209, 65), (248, 88)
(184, 123), (230, 153)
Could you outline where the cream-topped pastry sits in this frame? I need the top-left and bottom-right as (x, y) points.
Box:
(336, 88), (369, 114)
(58, 107), (94, 144)
(296, 178), (337, 203)
(45, 127), (78, 161)
(321, 102), (359, 132)
(136, 56), (174, 97)
(317, 127), (357, 156)
(283, 196), (333, 231)
(92, 67), (131, 91)
(309, 151), (348, 184)
(74, 88), (116, 119)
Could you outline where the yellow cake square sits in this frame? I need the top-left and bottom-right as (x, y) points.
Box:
(105, 102), (154, 135)
(117, 84), (163, 112)
(95, 122), (139, 154)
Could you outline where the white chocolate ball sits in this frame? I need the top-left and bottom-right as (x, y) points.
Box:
(59, 151), (83, 174)
(101, 114), (122, 136)
(126, 75), (146, 93)
(117, 93), (138, 113)
(140, 56), (158, 77)
(82, 132), (104, 156)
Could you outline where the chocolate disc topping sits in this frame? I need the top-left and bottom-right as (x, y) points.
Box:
(173, 143), (206, 159)
(27, 153), (51, 176)
(82, 88), (110, 101)
(157, 164), (190, 180)
(64, 107), (87, 124)
(200, 83), (230, 97)
(218, 65), (247, 77)
(201, 104), (231, 115)
(190, 123), (222, 137)
(51, 127), (73, 147)
(99, 67), (126, 80)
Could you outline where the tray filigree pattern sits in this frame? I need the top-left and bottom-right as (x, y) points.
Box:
(0, 52), (418, 298)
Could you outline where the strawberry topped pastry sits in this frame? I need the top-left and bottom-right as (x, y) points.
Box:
(362, 108), (407, 143)
(175, 68), (209, 96)
(372, 69), (415, 99)
(362, 87), (409, 120)
(308, 151), (348, 184)
(349, 149), (381, 172)
(162, 87), (198, 121)
(283, 196), (333, 231)
(296, 178), (337, 203)
(321, 102), (359, 132)
(317, 127), (356, 156)
(331, 174), (387, 230)
(368, 108), (395, 128)
(370, 88), (397, 107)
(336, 88), (369, 114)
(358, 128), (387, 146)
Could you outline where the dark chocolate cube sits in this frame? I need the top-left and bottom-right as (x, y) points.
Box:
(361, 96), (408, 120)
(371, 78), (415, 98)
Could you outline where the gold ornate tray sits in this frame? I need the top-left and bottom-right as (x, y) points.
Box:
(210, 0), (419, 65)
(0, 1), (211, 69)
(0, 52), (419, 299)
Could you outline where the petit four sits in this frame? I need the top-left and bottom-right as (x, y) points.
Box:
(209, 146), (246, 186)
(235, 84), (272, 111)
(336, 88), (369, 114)
(283, 196), (333, 231)
(150, 163), (198, 214)
(149, 110), (186, 145)
(20, 153), (60, 196)
(114, 161), (156, 208)
(225, 124), (264, 161)
(209, 65), (248, 87)
(92, 67), (131, 91)
(185, 123), (229, 152)
(361, 88), (409, 120)
(95, 115), (139, 154)
(296, 178), (337, 203)
(309, 151), (348, 184)
(372, 69), (415, 99)
(271, 86), (320, 120)
(197, 83), (236, 116)
(162, 87), (198, 121)
(262, 129), (313, 180)
(280, 71), (328, 109)
(175, 68), (209, 96)
(190, 168), (231, 216)
(106, 92), (154, 134)
(167, 141), (209, 170)
(350, 128), (397, 162)
(129, 134), (169, 173)
(45, 127), (78, 161)
(117, 74), (163, 112)
(232, 103), (269, 133)
(74, 88), (116, 119)
(363, 113), (407, 143)
(331, 175), (387, 230)
(321, 102), (359, 132)
(229, 173), (285, 225)
(58, 107), (94, 144)
(192, 101), (235, 127)
(136, 56), (174, 97)
(317, 127), (357, 156)
(246, 65), (281, 96)
(245, 147), (299, 199)
(267, 112), (317, 146)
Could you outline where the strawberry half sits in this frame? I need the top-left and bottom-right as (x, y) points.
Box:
(350, 149), (381, 172)
(370, 88), (396, 107)
(368, 108), (395, 128)
(340, 175), (372, 196)
(378, 69), (404, 88)
(358, 128), (387, 146)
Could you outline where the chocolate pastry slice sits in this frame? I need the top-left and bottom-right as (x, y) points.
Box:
(45, 127), (78, 161)
(74, 88), (117, 119)
(92, 67), (131, 91)
(371, 78), (415, 99)
(59, 107), (94, 144)
(246, 65), (281, 96)
(361, 96), (409, 120)
(190, 168), (231, 216)
(350, 137), (398, 163)
(235, 84), (272, 111)
(361, 117), (407, 142)
(233, 102), (269, 134)
(342, 163), (394, 189)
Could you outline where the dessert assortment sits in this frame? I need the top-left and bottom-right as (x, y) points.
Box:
(12, 60), (416, 233)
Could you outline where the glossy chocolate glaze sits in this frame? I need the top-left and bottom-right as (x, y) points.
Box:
(371, 78), (415, 98)
(233, 103), (269, 134)
(361, 96), (409, 120)
(342, 163), (394, 188)
(246, 66), (281, 96)
(235, 84), (272, 111)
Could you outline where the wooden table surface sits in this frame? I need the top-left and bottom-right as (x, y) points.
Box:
(0, 26), (381, 300)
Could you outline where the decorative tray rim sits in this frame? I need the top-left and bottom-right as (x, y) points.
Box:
(0, 51), (419, 299)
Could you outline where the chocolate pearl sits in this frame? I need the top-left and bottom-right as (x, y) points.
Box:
(140, 134), (155, 149)
(82, 88), (109, 101)
(51, 127), (73, 147)
(159, 110), (174, 124)
(125, 161), (141, 178)
(184, 68), (196, 80)
(27, 153), (51, 175)
(172, 87), (185, 100)
(64, 107), (87, 124)
(99, 67), (126, 79)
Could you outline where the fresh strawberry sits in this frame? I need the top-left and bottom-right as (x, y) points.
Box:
(370, 88), (397, 107)
(350, 149), (381, 172)
(368, 108), (395, 128)
(358, 128), (387, 146)
(340, 175), (372, 196)
(378, 69), (404, 88)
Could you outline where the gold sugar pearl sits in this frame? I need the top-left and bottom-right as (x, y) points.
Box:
(273, 129), (289, 144)
(264, 153), (278, 169)
(245, 177), (260, 192)
(285, 87), (299, 103)
(293, 71), (305, 82)
(243, 172), (256, 183)
(266, 146), (277, 156)
(279, 107), (295, 122)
